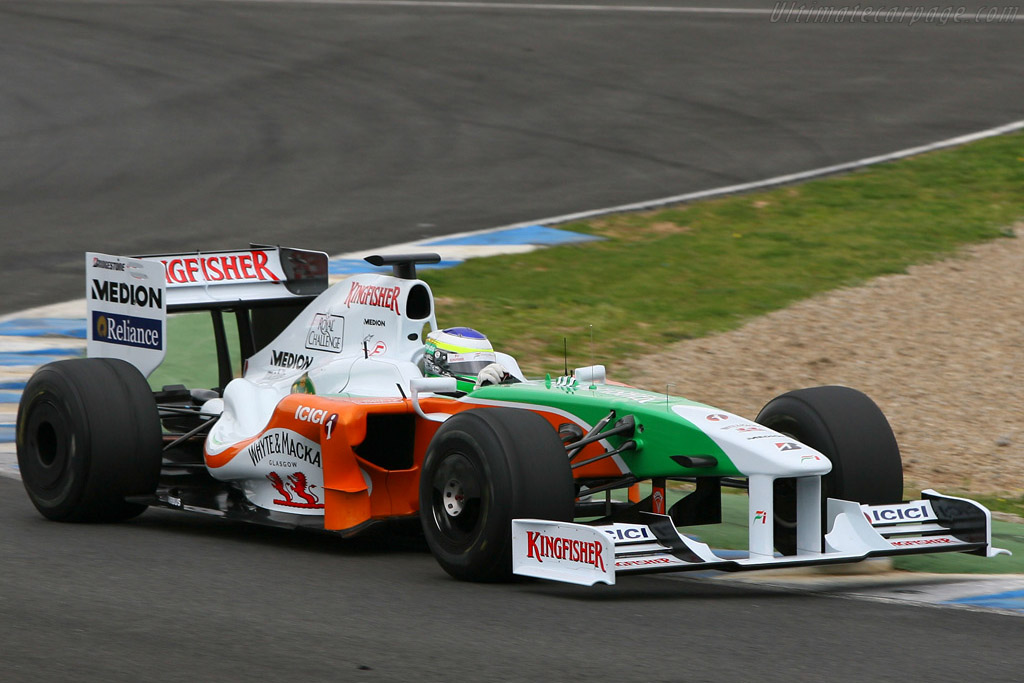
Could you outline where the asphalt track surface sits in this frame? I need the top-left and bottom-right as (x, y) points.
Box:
(2, 0), (1024, 314)
(3, 479), (1023, 682)
(3, 2), (1024, 680)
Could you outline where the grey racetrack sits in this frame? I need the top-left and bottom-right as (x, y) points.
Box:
(2, 0), (1023, 314)
(2, 2), (1024, 680)
(3, 478), (1023, 682)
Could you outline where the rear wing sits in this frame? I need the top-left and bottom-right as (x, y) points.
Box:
(138, 246), (328, 312)
(87, 246), (328, 384)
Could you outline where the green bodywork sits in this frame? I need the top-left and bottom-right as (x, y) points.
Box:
(467, 379), (743, 479)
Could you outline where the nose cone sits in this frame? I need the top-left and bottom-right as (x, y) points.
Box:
(671, 404), (831, 477)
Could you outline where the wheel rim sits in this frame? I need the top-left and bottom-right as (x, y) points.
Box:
(430, 451), (485, 545)
(442, 477), (466, 517)
(22, 399), (73, 492)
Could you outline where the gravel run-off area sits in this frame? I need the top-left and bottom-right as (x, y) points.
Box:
(619, 225), (1023, 497)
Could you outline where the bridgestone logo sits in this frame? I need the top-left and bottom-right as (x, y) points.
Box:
(92, 257), (125, 271)
(270, 350), (314, 370)
(525, 531), (606, 571)
(91, 279), (163, 310)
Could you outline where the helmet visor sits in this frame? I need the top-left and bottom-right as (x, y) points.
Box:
(424, 348), (495, 378)
(446, 357), (496, 376)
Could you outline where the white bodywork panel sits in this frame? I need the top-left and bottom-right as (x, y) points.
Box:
(242, 271), (436, 393)
(86, 252), (167, 377)
(671, 403), (832, 478)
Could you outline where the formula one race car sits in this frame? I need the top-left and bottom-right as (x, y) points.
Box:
(16, 247), (1009, 585)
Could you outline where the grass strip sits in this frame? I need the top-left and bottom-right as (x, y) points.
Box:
(149, 311), (241, 391)
(424, 131), (1024, 377)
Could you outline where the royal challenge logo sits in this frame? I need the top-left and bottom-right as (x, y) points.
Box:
(92, 310), (163, 350)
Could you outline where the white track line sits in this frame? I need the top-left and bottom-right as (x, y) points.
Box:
(515, 119), (1024, 227)
(334, 118), (1024, 248)
(211, 0), (1022, 22)
(218, 0), (784, 13)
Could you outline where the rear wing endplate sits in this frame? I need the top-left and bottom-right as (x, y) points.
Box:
(86, 252), (168, 378)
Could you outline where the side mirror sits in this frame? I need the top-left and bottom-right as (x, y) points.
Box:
(574, 364), (606, 385)
(409, 377), (458, 422)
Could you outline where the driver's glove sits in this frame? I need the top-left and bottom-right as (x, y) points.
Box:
(474, 363), (511, 388)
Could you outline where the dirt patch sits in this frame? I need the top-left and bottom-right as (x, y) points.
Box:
(617, 226), (1024, 496)
(587, 218), (692, 241)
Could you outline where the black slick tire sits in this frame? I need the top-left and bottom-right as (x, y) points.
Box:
(419, 408), (574, 582)
(16, 358), (162, 522)
(755, 385), (903, 555)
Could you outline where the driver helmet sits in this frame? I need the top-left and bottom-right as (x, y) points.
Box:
(423, 327), (496, 380)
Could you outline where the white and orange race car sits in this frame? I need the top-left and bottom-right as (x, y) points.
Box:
(16, 247), (1009, 585)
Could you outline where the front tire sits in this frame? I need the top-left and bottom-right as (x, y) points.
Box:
(756, 385), (903, 555)
(17, 358), (162, 522)
(419, 408), (574, 582)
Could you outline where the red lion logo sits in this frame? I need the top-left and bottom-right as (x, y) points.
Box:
(267, 471), (324, 509)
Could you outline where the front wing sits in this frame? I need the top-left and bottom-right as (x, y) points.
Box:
(512, 490), (1010, 586)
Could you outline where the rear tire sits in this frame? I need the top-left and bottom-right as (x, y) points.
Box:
(755, 385), (903, 555)
(17, 358), (162, 522)
(419, 408), (574, 582)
